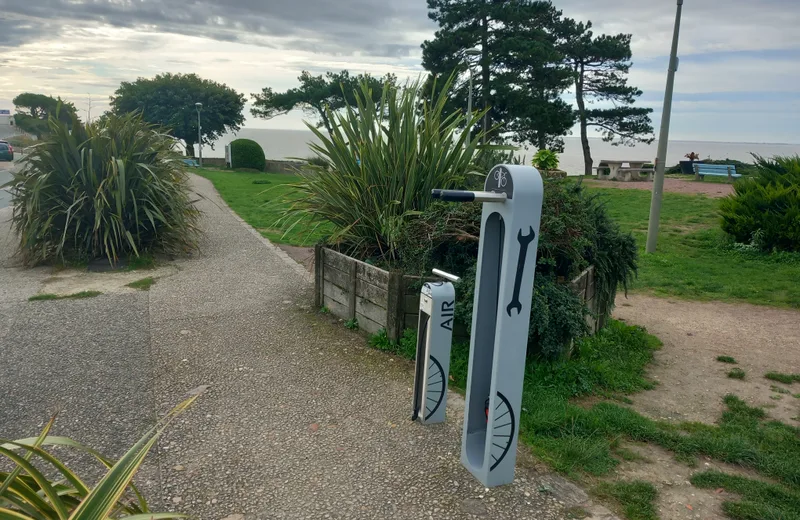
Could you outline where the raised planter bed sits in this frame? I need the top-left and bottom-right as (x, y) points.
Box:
(315, 246), (607, 340)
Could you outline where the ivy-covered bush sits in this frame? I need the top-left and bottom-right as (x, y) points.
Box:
(719, 155), (800, 252)
(230, 138), (266, 171)
(397, 178), (637, 359)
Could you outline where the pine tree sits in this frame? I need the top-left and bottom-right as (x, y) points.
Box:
(422, 0), (575, 149)
(561, 20), (654, 176)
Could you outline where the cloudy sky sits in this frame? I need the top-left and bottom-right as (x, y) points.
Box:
(1, 0), (798, 143)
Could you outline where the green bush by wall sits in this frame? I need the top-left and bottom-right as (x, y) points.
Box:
(230, 138), (266, 172)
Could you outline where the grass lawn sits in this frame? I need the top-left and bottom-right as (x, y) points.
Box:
(195, 169), (330, 246)
(586, 187), (800, 308)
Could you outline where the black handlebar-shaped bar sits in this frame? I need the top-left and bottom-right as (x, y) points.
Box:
(432, 189), (508, 204)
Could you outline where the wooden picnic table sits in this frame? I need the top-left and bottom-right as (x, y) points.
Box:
(596, 160), (654, 181)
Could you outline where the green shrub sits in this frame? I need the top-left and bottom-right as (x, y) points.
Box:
(282, 75), (490, 261)
(398, 179), (637, 359)
(532, 149), (560, 171)
(719, 155), (800, 252)
(230, 138), (266, 172)
(3, 112), (200, 266)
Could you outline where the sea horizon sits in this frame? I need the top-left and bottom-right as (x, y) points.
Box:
(203, 128), (800, 174)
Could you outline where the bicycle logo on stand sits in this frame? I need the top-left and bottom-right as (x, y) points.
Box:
(494, 169), (508, 189)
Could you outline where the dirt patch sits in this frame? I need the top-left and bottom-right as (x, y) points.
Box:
(277, 244), (314, 273)
(34, 264), (178, 297)
(584, 178), (733, 198)
(611, 443), (768, 520)
(614, 294), (800, 425)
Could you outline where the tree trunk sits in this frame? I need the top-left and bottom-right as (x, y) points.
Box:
(318, 107), (334, 137)
(481, 12), (490, 144)
(575, 63), (592, 176)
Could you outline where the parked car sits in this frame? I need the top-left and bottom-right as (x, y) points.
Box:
(0, 141), (14, 161)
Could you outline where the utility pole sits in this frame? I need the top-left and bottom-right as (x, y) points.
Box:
(195, 102), (203, 167)
(87, 94), (92, 123)
(646, 0), (684, 253)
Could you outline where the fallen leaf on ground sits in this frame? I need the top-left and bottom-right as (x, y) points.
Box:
(686, 504), (693, 511)
(309, 423), (319, 432)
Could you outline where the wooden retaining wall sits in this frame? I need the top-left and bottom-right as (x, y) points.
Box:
(315, 246), (606, 339)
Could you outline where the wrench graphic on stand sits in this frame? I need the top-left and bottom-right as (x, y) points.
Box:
(506, 226), (536, 316)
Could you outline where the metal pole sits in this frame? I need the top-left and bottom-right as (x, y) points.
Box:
(466, 69), (474, 150)
(196, 108), (203, 167)
(646, 0), (684, 253)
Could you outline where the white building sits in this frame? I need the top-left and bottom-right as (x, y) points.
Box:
(0, 110), (16, 139)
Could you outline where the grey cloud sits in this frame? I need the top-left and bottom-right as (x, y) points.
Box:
(0, 0), (433, 57)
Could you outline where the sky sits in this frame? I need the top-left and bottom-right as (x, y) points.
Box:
(0, 0), (799, 144)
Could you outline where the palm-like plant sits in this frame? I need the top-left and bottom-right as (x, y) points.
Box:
(0, 397), (195, 520)
(282, 75), (492, 262)
(3, 110), (200, 266)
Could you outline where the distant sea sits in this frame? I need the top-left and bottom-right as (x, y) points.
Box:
(205, 128), (800, 175)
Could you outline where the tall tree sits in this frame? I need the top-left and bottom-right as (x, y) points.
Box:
(495, 1), (575, 151)
(422, 0), (507, 141)
(12, 93), (78, 138)
(422, 0), (574, 149)
(561, 20), (654, 175)
(110, 73), (245, 156)
(250, 70), (397, 136)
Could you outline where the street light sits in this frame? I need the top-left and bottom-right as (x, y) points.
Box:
(464, 48), (481, 148)
(646, 0), (684, 253)
(195, 102), (203, 167)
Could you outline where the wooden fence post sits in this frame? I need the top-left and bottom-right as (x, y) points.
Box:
(314, 245), (323, 308)
(348, 260), (357, 320)
(386, 272), (404, 342)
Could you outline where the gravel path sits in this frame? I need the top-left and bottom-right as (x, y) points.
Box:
(584, 178), (734, 198)
(1, 175), (613, 520)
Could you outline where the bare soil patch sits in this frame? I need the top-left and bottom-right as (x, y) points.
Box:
(34, 264), (178, 297)
(613, 294), (800, 425)
(585, 178), (733, 198)
(611, 443), (768, 520)
(277, 244), (314, 272)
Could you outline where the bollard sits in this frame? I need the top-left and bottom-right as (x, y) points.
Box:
(432, 164), (544, 487)
(412, 269), (459, 425)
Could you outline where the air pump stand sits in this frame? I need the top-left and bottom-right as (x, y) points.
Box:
(411, 269), (459, 425)
(432, 164), (544, 487)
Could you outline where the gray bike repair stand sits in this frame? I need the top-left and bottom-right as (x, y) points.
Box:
(412, 269), (459, 425)
(431, 164), (544, 487)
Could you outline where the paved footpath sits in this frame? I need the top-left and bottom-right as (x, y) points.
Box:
(0, 175), (609, 520)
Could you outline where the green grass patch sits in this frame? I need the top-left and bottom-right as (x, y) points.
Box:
(771, 385), (791, 395)
(691, 470), (800, 520)
(717, 356), (737, 364)
(593, 481), (658, 520)
(585, 187), (800, 308)
(728, 368), (746, 380)
(765, 372), (800, 385)
(125, 253), (156, 271)
(29, 291), (102, 301)
(126, 277), (156, 291)
(195, 169), (331, 245)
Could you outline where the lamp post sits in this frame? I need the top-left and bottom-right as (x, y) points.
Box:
(646, 0), (684, 253)
(195, 102), (203, 167)
(464, 48), (482, 149)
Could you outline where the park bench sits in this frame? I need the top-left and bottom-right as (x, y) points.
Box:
(693, 163), (741, 182)
(182, 159), (200, 168)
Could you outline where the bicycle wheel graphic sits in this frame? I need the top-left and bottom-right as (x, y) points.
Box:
(489, 391), (515, 471)
(424, 356), (446, 420)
